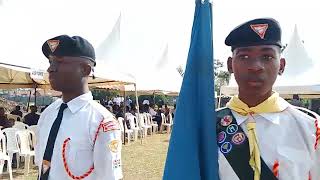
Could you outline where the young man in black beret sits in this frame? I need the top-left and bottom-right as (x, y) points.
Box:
(217, 18), (319, 180)
(35, 35), (123, 180)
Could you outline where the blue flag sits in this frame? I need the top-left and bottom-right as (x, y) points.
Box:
(163, 0), (218, 179)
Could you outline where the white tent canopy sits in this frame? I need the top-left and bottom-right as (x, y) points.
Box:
(96, 17), (182, 94)
(125, 44), (182, 93)
(221, 25), (320, 97)
(0, 62), (135, 90)
(0, 63), (41, 89)
(0, 1), (183, 94)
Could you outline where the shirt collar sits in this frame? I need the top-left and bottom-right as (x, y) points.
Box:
(54, 92), (93, 113)
(231, 97), (290, 125)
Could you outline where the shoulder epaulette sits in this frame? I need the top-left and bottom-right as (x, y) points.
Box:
(101, 119), (120, 132)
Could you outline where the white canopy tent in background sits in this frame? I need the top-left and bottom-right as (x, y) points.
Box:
(0, 2), (136, 89)
(0, 0), (124, 70)
(0, 0), (185, 96)
(95, 14), (182, 95)
(124, 44), (183, 94)
(0, 63), (45, 89)
(221, 25), (320, 99)
(0, 62), (135, 89)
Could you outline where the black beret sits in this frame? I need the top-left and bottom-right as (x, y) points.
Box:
(225, 18), (282, 51)
(42, 35), (96, 66)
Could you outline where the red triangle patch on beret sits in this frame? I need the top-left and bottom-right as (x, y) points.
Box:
(47, 40), (60, 53)
(250, 24), (268, 39)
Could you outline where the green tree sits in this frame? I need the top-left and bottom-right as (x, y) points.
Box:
(176, 59), (230, 94)
(214, 59), (230, 94)
(176, 65), (185, 77)
(90, 88), (119, 101)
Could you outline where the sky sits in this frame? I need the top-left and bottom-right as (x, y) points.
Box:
(0, 0), (319, 90)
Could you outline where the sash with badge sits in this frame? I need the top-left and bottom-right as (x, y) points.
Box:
(216, 108), (278, 180)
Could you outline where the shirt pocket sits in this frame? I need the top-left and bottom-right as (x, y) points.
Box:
(278, 147), (311, 180)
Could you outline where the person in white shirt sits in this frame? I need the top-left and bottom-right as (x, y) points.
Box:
(113, 96), (122, 106)
(36, 35), (123, 180)
(142, 99), (150, 105)
(217, 18), (320, 180)
(149, 104), (157, 116)
(125, 97), (132, 109)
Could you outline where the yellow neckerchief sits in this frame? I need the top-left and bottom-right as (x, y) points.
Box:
(227, 92), (286, 180)
(227, 92), (285, 116)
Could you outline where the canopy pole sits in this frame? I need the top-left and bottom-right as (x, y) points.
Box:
(123, 89), (126, 145)
(27, 90), (32, 111)
(218, 90), (222, 108)
(134, 84), (142, 144)
(34, 86), (37, 107)
(153, 91), (156, 105)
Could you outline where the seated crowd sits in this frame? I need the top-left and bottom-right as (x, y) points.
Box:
(0, 105), (42, 130)
(101, 98), (175, 131)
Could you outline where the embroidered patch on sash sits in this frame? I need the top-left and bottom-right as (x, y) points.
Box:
(113, 159), (121, 168)
(108, 140), (120, 153)
(218, 131), (226, 144)
(220, 142), (232, 154)
(232, 132), (246, 145)
(220, 115), (232, 126)
(226, 124), (238, 135)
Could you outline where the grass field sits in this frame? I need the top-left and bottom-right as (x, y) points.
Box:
(0, 133), (170, 180)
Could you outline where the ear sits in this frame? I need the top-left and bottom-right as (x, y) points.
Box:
(227, 57), (233, 73)
(278, 58), (286, 75)
(81, 63), (92, 76)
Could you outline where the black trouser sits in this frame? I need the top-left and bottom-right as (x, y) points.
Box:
(3, 154), (17, 170)
(153, 116), (162, 130)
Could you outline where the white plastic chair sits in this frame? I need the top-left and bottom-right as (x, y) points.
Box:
(28, 125), (37, 134)
(117, 117), (133, 144)
(126, 114), (139, 141)
(143, 113), (153, 135)
(13, 121), (28, 130)
(27, 125), (37, 148)
(160, 113), (173, 133)
(16, 130), (35, 175)
(145, 113), (158, 134)
(2, 128), (20, 169)
(0, 131), (13, 180)
(163, 113), (173, 133)
(138, 114), (152, 137)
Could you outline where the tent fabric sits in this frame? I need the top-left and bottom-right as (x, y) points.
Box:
(95, 16), (182, 95)
(0, 64), (37, 89)
(0, 63), (135, 90)
(125, 89), (179, 96)
(120, 45), (182, 94)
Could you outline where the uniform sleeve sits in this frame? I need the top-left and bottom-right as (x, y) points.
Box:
(93, 118), (123, 180)
(35, 112), (45, 166)
(310, 122), (320, 180)
(311, 148), (320, 180)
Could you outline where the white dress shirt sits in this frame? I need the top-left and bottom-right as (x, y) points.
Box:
(35, 92), (123, 180)
(218, 98), (320, 180)
(149, 108), (157, 116)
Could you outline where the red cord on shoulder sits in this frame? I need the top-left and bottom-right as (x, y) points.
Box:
(315, 119), (320, 150)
